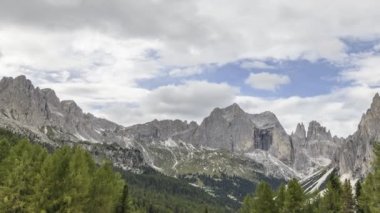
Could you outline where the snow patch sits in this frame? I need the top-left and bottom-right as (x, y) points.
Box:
(163, 138), (178, 148)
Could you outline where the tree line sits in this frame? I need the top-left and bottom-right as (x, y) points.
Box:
(0, 129), (225, 213)
(0, 129), (135, 212)
(240, 144), (380, 213)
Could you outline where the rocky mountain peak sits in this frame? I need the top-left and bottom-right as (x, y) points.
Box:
(339, 93), (380, 178)
(369, 92), (380, 116)
(293, 123), (306, 139)
(209, 103), (246, 122)
(0, 75), (33, 92)
(357, 93), (380, 137)
(224, 103), (244, 114)
(306, 121), (332, 141)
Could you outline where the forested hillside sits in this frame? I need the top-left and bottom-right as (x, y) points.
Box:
(240, 144), (380, 213)
(0, 129), (229, 213)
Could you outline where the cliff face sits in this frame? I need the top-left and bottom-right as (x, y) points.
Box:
(0, 76), (146, 171)
(0, 75), (122, 144)
(338, 93), (380, 178)
(187, 104), (293, 164)
(291, 121), (343, 175)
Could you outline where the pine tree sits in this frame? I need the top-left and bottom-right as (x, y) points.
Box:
(118, 183), (132, 213)
(359, 143), (380, 212)
(0, 131), (127, 213)
(0, 138), (11, 162)
(320, 173), (342, 213)
(240, 181), (276, 213)
(88, 162), (124, 213)
(355, 181), (364, 213)
(359, 174), (373, 213)
(240, 193), (255, 213)
(276, 184), (286, 213)
(341, 179), (354, 213)
(0, 140), (47, 212)
(283, 179), (304, 213)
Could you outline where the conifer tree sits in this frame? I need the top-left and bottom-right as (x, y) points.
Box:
(252, 181), (277, 213)
(240, 181), (276, 213)
(88, 162), (124, 213)
(355, 181), (364, 213)
(118, 183), (132, 213)
(341, 179), (354, 213)
(359, 143), (380, 212)
(240, 193), (255, 213)
(283, 179), (304, 213)
(320, 173), (342, 213)
(0, 140), (47, 212)
(276, 184), (286, 213)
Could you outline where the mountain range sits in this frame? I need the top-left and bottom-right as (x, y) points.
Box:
(1, 75), (379, 203)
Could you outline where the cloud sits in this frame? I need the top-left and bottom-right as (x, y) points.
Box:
(1, 0), (380, 66)
(236, 85), (379, 137)
(245, 72), (290, 91)
(142, 81), (239, 120)
(169, 66), (203, 77)
(0, 0), (380, 139)
(340, 55), (380, 87)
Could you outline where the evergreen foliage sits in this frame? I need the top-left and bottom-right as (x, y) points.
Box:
(319, 174), (343, 212)
(341, 179), (355, 213)
(240, 171), (358, 213)
(283, 179), (305, 213)
(121, 170), (230, 212)
(0, 129), (228, 213)
(358, 143), (380, 213)
(275, 184), (286, 212)
(0, 129), (126, 213)
(240, 181), (276, 213)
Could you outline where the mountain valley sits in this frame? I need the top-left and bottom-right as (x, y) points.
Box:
(1, 75), (380, 208)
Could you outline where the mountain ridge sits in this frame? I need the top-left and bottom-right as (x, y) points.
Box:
(1, 75), (380, 199)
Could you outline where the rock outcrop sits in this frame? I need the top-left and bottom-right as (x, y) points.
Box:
(0, 75), (122, 144)
(339, 93), (380, 178)
(188, 104), (293, 164)
(291, 121), (343, 175)
(0, 76), (147, 171)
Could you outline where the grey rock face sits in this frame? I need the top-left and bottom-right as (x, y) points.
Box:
(124, 119), (198, 143)
(0, 76), (147, 172)
(189, 104), (293, 164)
(307, 121), (332, 141)
(338, 93), (380, 178)
(291, 121), (342, 175)
(0, 75), (122, 144)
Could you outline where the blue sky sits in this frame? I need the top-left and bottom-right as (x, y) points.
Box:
(0, 0), (380, 136)
(138, 58), (350, 98)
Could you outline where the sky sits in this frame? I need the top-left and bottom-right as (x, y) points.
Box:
(0, 0), (380, 137)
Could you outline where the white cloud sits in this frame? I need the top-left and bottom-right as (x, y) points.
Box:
(245, 72), (290, 91)
(169, 66), (203, 77)
(0, 0), (380, 139)
(2, 0), (380, 66)
(236, 86), (379, 137)
(340, 55), (380, 86)
(141, 81), (238, 121)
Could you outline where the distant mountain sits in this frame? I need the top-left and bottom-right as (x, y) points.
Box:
(1, 75), (379, 202)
